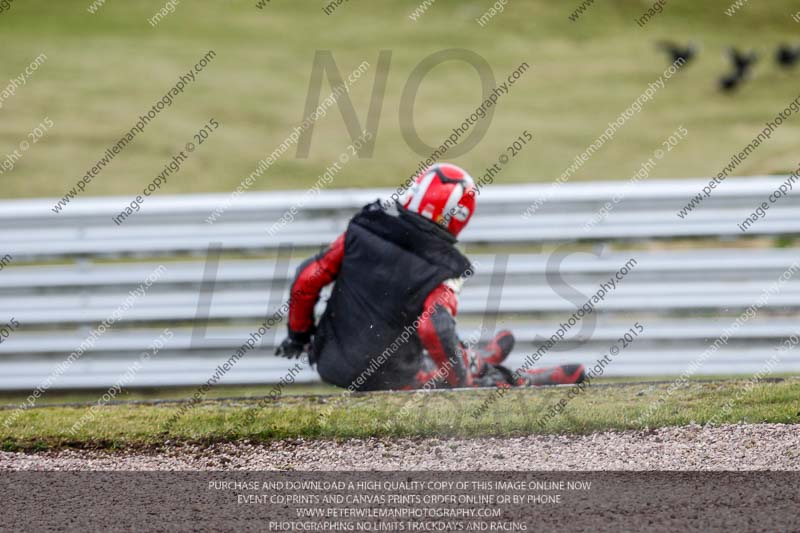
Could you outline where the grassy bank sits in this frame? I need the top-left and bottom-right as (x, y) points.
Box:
(0, 1), (799, 198)
(1, 378), (797, 451)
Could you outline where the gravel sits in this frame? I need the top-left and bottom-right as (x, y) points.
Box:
(2, 423), (799, 471)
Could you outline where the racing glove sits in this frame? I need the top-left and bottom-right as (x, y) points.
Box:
(275, 329), (312, 359)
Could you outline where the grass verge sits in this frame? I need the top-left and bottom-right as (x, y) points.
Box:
(1, 378), (798, 451)
(2, 1), (800, 198)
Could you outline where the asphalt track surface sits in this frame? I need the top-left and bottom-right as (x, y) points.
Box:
(2, 426), (799, 531)
(2, 469), (799, 532)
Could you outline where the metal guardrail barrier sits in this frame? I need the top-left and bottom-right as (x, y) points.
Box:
(0, 177), (798, 389)
(4, 177), (800, 260)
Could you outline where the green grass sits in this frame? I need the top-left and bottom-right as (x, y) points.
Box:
(0, 374), (785, 406)
(1, 1), (799, 199)
(2, 378), (798, 451)
(0, 383), (341, 406)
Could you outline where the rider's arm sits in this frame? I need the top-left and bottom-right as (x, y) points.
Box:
(286, 233), (345, 342)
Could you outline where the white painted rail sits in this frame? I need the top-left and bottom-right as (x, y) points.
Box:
(0, 177), (798, 390)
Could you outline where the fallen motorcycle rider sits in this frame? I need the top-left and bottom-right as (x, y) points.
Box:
(275, 163), (586, 390)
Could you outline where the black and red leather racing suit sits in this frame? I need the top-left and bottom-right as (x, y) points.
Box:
(283, 202), (510, 391)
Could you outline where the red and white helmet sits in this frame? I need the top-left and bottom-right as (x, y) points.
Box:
(402, 163), (476, 237)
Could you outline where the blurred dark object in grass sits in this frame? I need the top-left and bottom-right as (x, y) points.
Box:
(776, 44), (800, 68)
(730, 47), (758, 74)
(719, 47), (758, 92)
(656, 40), (697, 67)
